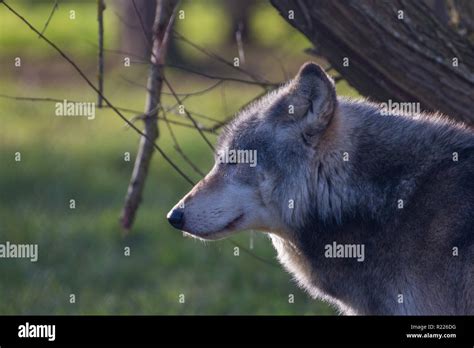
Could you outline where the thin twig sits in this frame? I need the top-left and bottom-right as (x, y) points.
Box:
(0, 0), (194, 188)
(229, 240), (279, 269)
(167, 63), (275, 87)
(94, 44), (274, 87)
(174, 31), (272, 88)
(132, 0), (153, 47)
(163, 99), (225, 125)
(209, 89), (271, 131)
(39, 0), (59, 37)
(0, 93), (219, 134)
(163, 75), (216, 152)
(126, 6), (268, 145)
(2, 0), (281, 267)
(124, 6), (281, 275)
(166, 106), (222, 126)
(121, 74), (225, 101)
(161, 106), (205, 177)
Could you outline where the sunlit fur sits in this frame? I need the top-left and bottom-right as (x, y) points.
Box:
(169, 62), (474, 315)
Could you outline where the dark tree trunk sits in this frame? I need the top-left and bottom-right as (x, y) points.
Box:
(120, 0), (157, 59)
(270, 0), (474, 125)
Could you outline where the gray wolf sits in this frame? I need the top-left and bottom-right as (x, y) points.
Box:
(167, 62), (474, 315)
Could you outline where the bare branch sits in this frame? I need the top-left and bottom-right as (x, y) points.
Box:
(162, 75), (216, 152)
(209, 89), (270, 132)
(1, 0), (281, 267)
(0, 93), (218, 134)
(121, 0), (180, 230)
(0, 1), (194, 188)
(161, 106), (205, 177)
(120, 74), (225, 102)
(173, 31), (273, 87)
(167, 63), (275, 87)
(132, 0), (153, 47)
(97, 44), (276, 87)
(228, 240), (279, 268)
(39, 0), (59, 37)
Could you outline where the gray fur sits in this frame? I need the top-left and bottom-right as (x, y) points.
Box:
(169, 62), (474, 315)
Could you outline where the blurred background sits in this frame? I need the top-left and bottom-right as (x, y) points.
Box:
(0, 0), (363, 314)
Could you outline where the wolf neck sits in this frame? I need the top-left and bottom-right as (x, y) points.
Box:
(305, 98), (468, 225)
(273, 97), (472, 315)
(311, 105), (359, 224)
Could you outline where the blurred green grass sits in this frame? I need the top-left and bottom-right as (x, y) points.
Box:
(0, 76), (337, 314)
(0, 0), (119, 59)
(0, 0), (355, 315)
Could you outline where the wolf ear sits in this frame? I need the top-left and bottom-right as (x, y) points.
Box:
(288, 62), (337, 129)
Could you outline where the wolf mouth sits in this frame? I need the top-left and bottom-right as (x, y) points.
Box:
(222, 213), (244, 231)
(186, 213), (245, 240)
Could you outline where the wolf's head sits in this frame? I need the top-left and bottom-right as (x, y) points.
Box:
(167, 62), (339, 240)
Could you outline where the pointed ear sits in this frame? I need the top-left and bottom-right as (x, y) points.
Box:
(288, 62), (337, 128)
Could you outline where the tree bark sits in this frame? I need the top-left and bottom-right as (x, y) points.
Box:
(121, 0), (179, 230)
(270, 0), (474, 125)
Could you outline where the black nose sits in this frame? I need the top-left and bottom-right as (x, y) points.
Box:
(167, 208), (184, 229)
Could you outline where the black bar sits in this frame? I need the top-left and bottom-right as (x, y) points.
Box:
(0, 316), (473, 346)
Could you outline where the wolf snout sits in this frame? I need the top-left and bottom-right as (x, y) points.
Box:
(167, 207), (184, 229)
